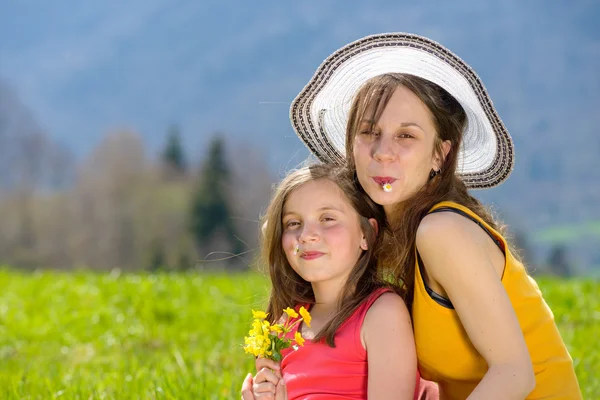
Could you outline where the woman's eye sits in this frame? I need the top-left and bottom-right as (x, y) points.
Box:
(397, 133), (413, 139)
(360, 130), (379, 137)
(321, 217), (336, 222)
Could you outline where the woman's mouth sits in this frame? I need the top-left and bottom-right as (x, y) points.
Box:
(372, 176), (397, 185)
(372, 177), (396, 192)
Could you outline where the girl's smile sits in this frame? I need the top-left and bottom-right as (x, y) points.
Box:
(299, 251), (325, 260)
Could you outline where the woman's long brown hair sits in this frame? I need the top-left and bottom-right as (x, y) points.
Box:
(260, 164), (396, 346)
(345, 73), (510, 311)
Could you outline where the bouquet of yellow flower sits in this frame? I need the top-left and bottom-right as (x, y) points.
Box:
(244, 306), (312, 362)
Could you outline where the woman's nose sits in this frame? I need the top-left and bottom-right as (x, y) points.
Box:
(373, 135), (396, 162)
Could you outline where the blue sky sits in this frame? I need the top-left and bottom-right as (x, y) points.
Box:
(1, 0), (598, 170)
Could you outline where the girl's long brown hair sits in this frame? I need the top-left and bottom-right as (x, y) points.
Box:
(345, 73), (509, 311)
(261, 164), (395, 346)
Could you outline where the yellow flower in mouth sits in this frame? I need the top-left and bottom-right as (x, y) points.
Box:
(252, 310), (268, 319)
(283, 307), (299, 318)
(382, 183), (392, 192)
(299, 306), (311, 328)
(294, 331), (305, 347)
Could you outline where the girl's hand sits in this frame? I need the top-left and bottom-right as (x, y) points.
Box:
(255, 357), (282, 380)
(241, 373), (254, 400)
(241, 358), (286, 400)
(274, 380), (288, 400)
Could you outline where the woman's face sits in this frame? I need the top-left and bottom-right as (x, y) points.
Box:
(352, 85), (445, 215)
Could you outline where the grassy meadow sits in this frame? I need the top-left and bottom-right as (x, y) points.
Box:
(0, 268), (598, 399)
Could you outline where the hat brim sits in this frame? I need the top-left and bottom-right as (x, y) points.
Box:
(290, 32), (514, 189)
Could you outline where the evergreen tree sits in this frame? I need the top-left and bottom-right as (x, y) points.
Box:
(148, 244), (166, 272)
(161, 125), (186, 174)
(547, 243), (572, 277)
(177, 252), (193, 271)
(513, 230), (533, 267)
(190, 135), (243, 262)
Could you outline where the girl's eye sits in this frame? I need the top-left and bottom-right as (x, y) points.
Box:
(285, 221), (300, 228)
(321, 217), (336, 222)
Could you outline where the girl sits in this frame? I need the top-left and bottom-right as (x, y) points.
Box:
(286, 33), (582, 399)
(243, 163), (419, 399)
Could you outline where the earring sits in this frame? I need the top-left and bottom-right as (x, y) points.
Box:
(429, 169), (441, 179)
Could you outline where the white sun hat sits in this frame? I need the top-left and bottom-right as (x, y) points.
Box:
(290, 32), (514, 189)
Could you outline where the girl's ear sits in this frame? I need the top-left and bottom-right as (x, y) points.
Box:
(360, 218), (378, 250)
(369, 218), (378, 234)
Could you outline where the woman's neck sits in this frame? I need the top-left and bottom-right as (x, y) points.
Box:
(384, 202), (406, 223)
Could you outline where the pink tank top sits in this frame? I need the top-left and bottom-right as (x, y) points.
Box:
(280, 287), (421, 399)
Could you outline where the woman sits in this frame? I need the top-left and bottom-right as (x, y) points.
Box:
(244, 33), (581, 399)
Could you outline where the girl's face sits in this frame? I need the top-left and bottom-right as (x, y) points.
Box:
(281, 179), (370, 286)
(352, 85), (448, 214)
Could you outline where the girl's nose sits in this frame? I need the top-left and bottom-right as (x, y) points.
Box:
(299, 223), (320, 243)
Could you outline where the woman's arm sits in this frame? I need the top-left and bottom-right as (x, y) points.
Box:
(363, 292), (417, 399)
(417, 212), (536, 400)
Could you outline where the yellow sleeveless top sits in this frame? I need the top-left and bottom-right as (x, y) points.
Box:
(412, 201), (582, 399)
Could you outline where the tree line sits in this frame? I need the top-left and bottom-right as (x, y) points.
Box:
(0, 123), (273, 271)
(0, 105), (575, 275)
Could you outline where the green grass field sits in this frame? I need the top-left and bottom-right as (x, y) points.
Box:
(0, 268), (598, 399)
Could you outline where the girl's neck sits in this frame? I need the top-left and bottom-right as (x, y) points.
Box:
(310, 279), (347, 315)
(311, 283), (340, 307)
